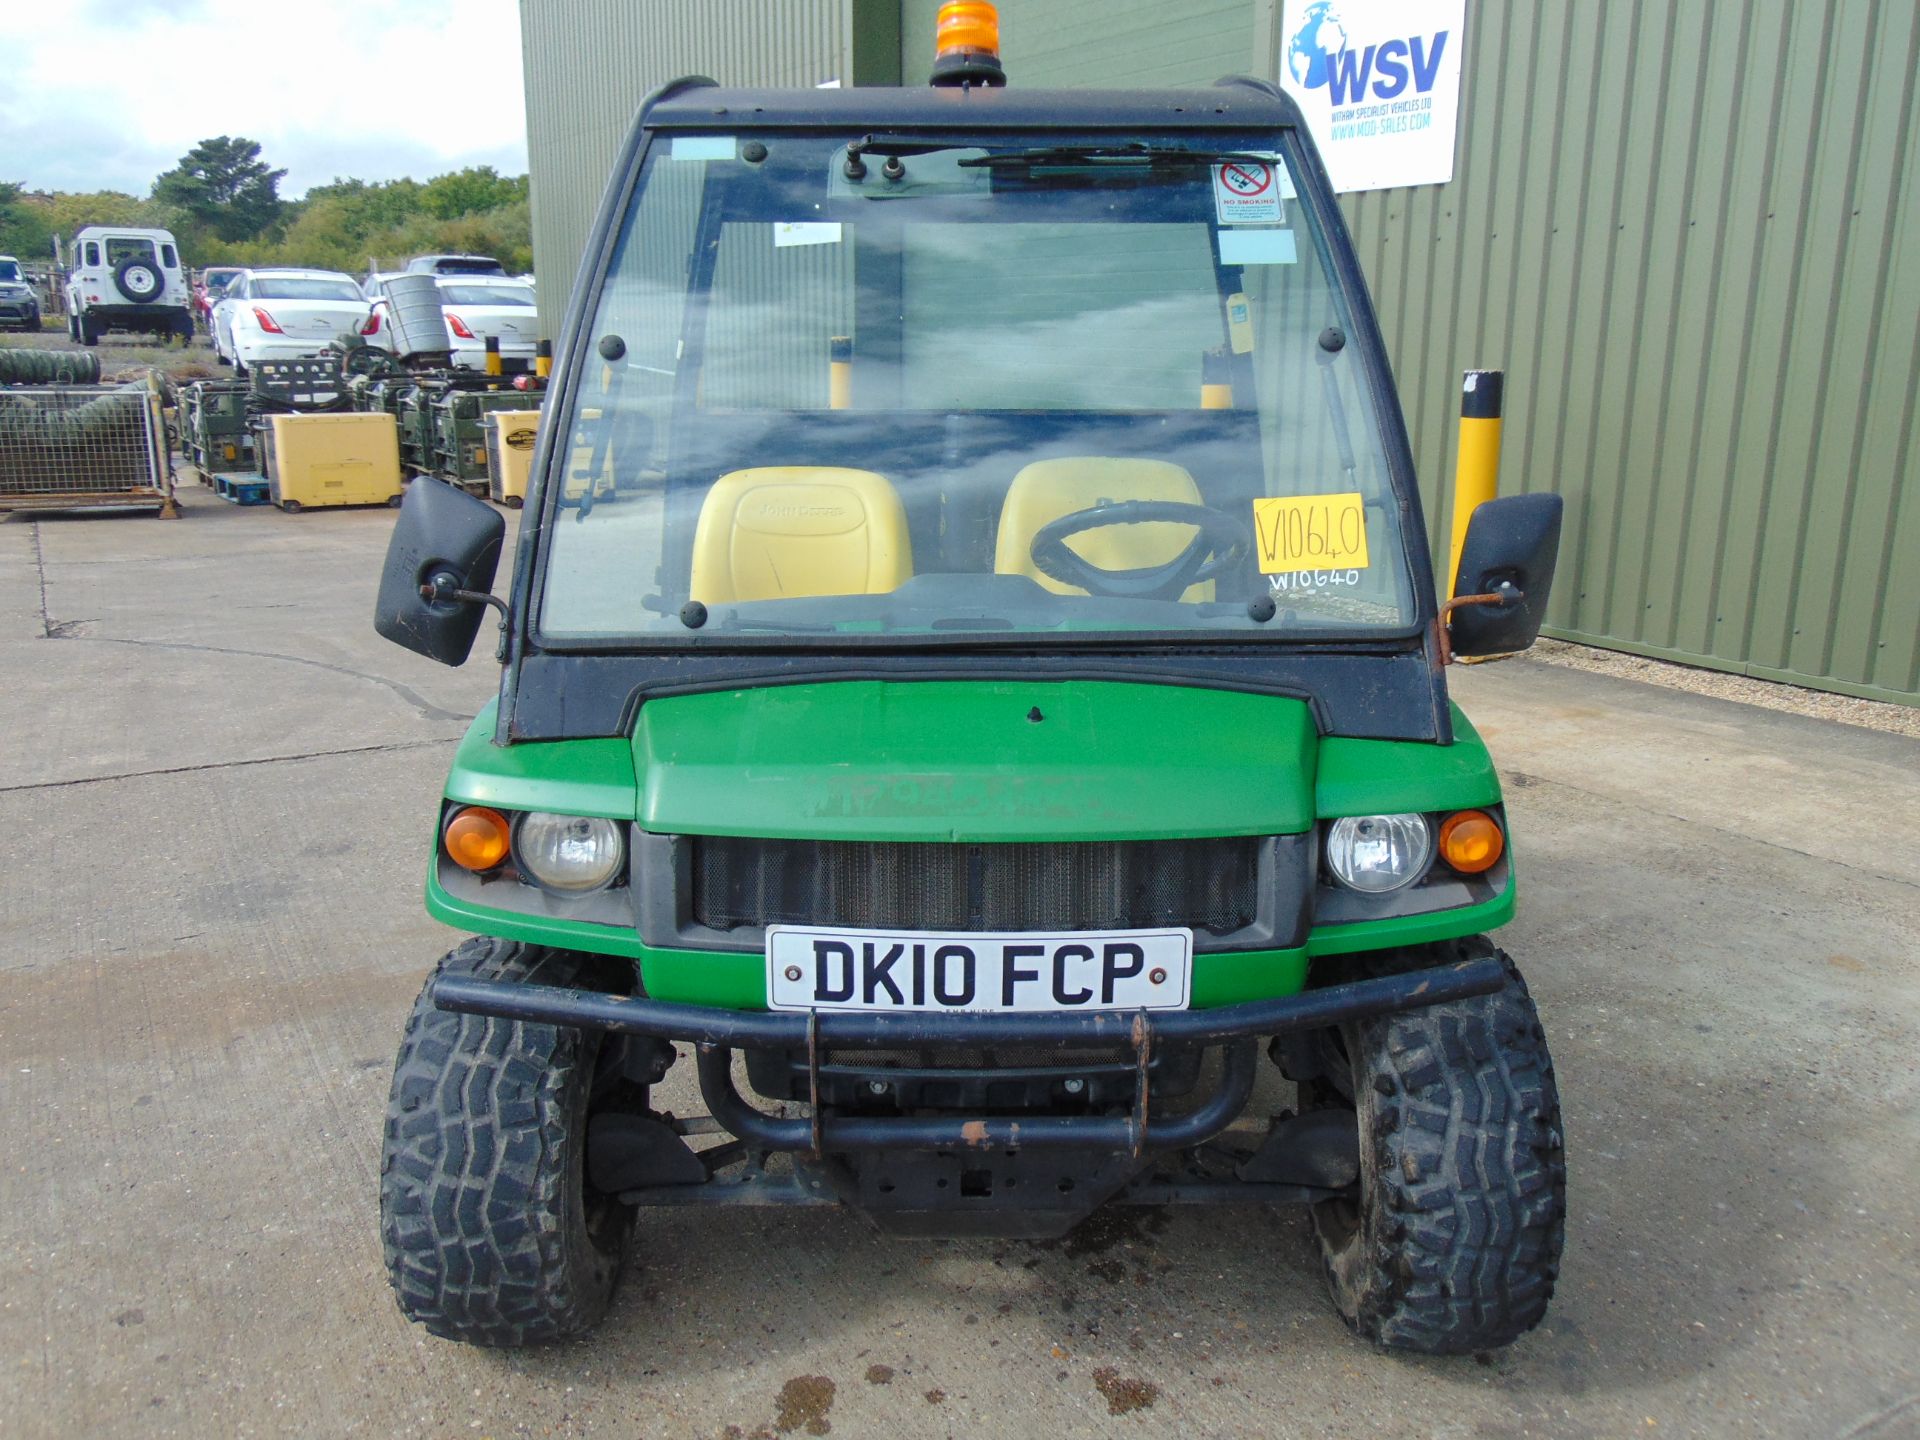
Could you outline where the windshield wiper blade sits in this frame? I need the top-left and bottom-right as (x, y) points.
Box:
(956, 145), (1276, 168)
(841, 136), (1274, 166)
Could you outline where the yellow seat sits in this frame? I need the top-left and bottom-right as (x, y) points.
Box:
(993, 457), (1213, 601)
(689, 466), (912, 605)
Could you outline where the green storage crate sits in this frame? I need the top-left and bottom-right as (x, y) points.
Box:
(430, 388), (541, 487)
(179, 381), (254, 475)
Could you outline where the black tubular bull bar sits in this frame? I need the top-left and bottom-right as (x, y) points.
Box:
(431, 955), (1504, 1155)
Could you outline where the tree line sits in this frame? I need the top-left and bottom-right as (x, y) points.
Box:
(0, 137), (532, 274)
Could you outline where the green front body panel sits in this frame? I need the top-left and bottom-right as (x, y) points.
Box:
(425, 686), (1513, 1010)
(444, 701), (637, 818)
(1314, 705), (1503, 816)
(632, 680), (1317, 841)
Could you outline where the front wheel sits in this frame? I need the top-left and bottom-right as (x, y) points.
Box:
(1306, 942), (1566, 1354)
(380, 938), (636, 1346)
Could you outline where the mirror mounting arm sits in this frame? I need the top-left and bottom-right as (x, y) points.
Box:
(1437, 583), (1523, 666)
(420, 572), (507, 620)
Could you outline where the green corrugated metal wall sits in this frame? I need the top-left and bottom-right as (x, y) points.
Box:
(900, 0), (1254, 89)
(525, 0), (1918, 703)
(1319, 1), (1920, 704)
(518, 1), (899, 339)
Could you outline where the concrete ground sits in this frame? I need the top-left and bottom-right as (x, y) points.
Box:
(2, 491), (1916, 1440)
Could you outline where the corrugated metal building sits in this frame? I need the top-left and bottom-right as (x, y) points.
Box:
(520, 0), (1919, 704)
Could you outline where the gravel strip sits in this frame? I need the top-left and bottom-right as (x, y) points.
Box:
(1522, 638), (1920, 738)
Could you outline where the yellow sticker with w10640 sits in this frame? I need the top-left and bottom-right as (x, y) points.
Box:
(1252, 493), (1370, 574)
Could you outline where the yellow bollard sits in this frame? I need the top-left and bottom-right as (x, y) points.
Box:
(1200, 347), (1233, 409)
(484, 335), (503, 378)
(829, 335), (852, 410)
(535, 339), (553, 380)
(1447, 369), (1504, 594)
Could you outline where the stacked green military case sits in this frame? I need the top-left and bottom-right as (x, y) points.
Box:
(178, 381), (253, 474)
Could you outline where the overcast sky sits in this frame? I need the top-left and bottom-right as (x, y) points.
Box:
(3, 0), (528, 198)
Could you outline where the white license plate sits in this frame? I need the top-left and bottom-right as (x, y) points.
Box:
(765, 926), (1192, 1014)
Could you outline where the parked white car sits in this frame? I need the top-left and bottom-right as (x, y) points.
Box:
(364, 276), (539, 370)
(211, 268), (372, 372)
(65, 226), (193, 345)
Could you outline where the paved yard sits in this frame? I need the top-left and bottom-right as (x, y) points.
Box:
(2, 492), (1916, 1438)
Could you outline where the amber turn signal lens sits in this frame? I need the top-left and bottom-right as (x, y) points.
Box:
(444, 806), (512, 872)
(935, 1), (1000, 57)
(1438, 810), (1504, 873)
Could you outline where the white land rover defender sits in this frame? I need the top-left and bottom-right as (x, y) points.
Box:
(66, 226), (194, 346)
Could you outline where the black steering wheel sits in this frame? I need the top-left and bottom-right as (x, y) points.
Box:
(1029, 500), (1248, 601)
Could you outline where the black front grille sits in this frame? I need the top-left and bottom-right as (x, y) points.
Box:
(690, 836), (1261, 935)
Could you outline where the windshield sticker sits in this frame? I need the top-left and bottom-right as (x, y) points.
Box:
(1253, 493), (1371, 574)
(774, 222), (844, 248)
(1226, 292), (1255, 354)
(1218, 229), (1298, 266)
(1267, 568), (1366, 595)
(1213, 162), (1286, 224)
(670, 136), (736, 161)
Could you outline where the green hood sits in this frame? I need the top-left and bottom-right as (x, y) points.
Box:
(631, 679), (1316, 842)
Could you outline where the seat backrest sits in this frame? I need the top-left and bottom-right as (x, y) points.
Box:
(994, 457), (1212, 600)
(689, 466), (912, 605)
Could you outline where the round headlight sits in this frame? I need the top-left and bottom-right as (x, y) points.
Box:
(1326, 813), (1432, 893)
(513, 812), (626, 893)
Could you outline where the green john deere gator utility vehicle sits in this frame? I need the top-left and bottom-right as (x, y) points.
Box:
(373, 23), (1567, 1357)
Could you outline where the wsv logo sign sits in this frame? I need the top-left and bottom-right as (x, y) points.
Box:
(1288, 2), (1449, 105)
(1277, 0), (1464, 192)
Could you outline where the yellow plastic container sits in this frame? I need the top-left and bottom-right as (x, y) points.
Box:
(486, 410), (540, 509)
(265, 413), (403, 512)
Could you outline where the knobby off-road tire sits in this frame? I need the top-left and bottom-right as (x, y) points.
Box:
(1308, 942), (1566, 1355)
(381, 937), (635, 1347)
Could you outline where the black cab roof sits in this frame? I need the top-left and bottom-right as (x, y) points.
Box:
(643, 76), (1304, 134)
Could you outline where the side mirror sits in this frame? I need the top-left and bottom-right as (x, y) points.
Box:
(1448, 493), (1563, 658)
(374, 478), (506, 666)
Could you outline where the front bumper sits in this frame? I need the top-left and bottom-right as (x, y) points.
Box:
(434, 952), (1503, 1156)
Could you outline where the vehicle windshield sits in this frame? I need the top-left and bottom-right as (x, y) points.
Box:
(0, 260), (20, 282)
(252, 276), (364, 302)
(538, 131), (1416, 648)
(439, 282), (534, 307)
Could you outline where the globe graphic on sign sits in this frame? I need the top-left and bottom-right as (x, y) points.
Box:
(1287, 2), (1348, 89)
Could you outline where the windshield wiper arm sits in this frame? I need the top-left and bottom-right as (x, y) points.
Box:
(844, 133), (977, 159)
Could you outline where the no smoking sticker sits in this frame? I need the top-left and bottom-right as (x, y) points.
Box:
(1213, 161), (1286, 224)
